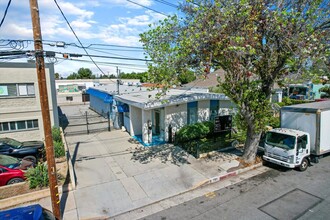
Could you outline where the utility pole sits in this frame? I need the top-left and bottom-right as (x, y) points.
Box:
(116, 66), (120, 94)
(29, 0), (61, 219)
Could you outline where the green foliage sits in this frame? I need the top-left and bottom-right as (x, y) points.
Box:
(120, 72), (149, 83)
(25, 163), (49, 189)
(177, 70), (196, 84)
(319, 86), (330, 98)
(140, 0), (329, 162)
(278, 97), (311, 107)
(175, 121), (214, 144)
(268, 116), (280, 128)
(67, 68), (95, 79)
(52, 127), (61, 142)
(52, 127), (65, 158)
(54, 141), (65, 158)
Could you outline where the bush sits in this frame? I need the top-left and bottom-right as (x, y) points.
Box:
(175, 121), (214, 144)
(25, 163), (49, 189)
(278, 97), (310, 107)
(51, 127), (65, 158)
(52, 127), (62, 143)
(54, 141), (65, 158)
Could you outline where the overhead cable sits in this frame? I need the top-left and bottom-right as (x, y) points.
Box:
(53, 0), (106, 75)
(126, 0), (168, 16)
(0, 0), (12, 28)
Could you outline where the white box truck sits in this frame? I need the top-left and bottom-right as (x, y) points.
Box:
(263, 101), (330, 171)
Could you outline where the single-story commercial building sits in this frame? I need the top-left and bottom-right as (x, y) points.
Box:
(87, 83), (235, 145)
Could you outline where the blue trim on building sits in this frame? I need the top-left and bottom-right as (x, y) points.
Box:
(86, 88), (113, 103)
(117, 104), (129, 112)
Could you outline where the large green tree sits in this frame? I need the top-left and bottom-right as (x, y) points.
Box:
(66, 68), (95, 79)
(141, 0), (329, 163)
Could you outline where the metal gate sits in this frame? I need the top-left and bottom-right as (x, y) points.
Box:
(60, 111), (111, 136)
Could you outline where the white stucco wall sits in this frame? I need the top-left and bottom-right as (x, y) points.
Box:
(130, 106), (142, 136)
(198, 100), (210, 122)
(89, 96), (111, 117)
(164, 104), (187, 141)
(219, 100), (236, 115)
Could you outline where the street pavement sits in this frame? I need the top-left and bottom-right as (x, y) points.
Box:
(33, 104), (268, 219)
(141, 154), (330, 220)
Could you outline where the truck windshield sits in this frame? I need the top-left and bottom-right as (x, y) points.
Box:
(265, 132), (296, 150)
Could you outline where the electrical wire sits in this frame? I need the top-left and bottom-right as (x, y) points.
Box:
(154, 0), (178, 8)
(53, 0), (106, 75)
(56, 57), (148, 71)
(55, 51), (151, 62)
(0, 0), (11, 28)
(126, 0), (168, 16)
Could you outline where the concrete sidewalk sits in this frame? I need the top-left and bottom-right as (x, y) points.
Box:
(34, 129), (265, 219)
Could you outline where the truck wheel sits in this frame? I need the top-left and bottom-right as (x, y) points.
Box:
(298, 158), (309, 172)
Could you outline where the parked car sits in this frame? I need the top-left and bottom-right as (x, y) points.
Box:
(0, 204), (55, 220)
(0, 137), (44, 161)
(0, 154), (35, 170)
(0, 165), (25, 186)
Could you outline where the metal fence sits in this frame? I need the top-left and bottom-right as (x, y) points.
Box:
(60, 111), (111, 136)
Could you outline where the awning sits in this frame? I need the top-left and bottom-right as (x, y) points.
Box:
(117, 104), (129, 112)
(86, 88), (113, 103)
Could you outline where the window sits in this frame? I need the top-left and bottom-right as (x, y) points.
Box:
(0, 83), (35, 98)
(210, 100), (219, 122)
(187, 101), (198, 125)
(0, 119), (38, 133)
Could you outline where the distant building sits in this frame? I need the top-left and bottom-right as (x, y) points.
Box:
(0, 62), (59, 141)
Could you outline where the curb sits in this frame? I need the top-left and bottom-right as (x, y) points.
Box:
(61, 127), (76, 190)
(112, 162), (263, 219)
(191, 162), (262, 190)
(0, 183), (73, 210)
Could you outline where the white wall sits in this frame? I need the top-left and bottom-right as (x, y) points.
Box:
(198, 100), (210, 122)
(130, 106), (142, 136)
(164, 104), (187, 141)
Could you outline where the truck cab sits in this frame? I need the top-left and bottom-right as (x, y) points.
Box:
(263, 128), (310, 171)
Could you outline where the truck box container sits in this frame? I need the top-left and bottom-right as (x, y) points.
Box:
(281, 100), (330, 156)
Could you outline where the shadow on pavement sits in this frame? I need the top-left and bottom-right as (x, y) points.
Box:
(131, 144), (191, 166)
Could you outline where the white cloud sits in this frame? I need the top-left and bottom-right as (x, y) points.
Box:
(71, 20), (92, 29)
(109, 0), (153, 9)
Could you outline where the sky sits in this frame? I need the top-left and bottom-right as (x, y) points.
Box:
(0, 0), (181, 78)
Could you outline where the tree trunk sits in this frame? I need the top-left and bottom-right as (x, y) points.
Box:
(242, 123), (262, 164)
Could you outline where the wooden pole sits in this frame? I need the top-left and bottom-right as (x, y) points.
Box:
(29, 0), (61, 219)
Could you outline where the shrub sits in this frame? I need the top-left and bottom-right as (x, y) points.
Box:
(175, 121), (214, 144)
(52, 127), (62, 143)
(54, 141), (65, 158)
(51, 127), (65, 158)
(25, 163), (49, 189)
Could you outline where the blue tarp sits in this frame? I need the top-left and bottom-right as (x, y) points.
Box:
(86, 88), (113, 103)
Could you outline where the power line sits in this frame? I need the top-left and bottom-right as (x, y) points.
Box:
(56, 57), (148, 71)
(154, 0), (178, 8)
(0, 0), (12, 28)
(53, 0), (106, 75)
(56, 51), (151, 61)
(126, 0), (168, 16)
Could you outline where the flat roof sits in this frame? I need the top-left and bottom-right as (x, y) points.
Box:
(115, 89), (230, 110)
(281, 100), (330, 112)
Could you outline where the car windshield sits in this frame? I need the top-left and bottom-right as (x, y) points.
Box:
(2, 138), (22, 148)
(0, 155), (19, 166)
(265, 132), (296, 150)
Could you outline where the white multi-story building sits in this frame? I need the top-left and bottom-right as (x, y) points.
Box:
(0, 62), (59, 141)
